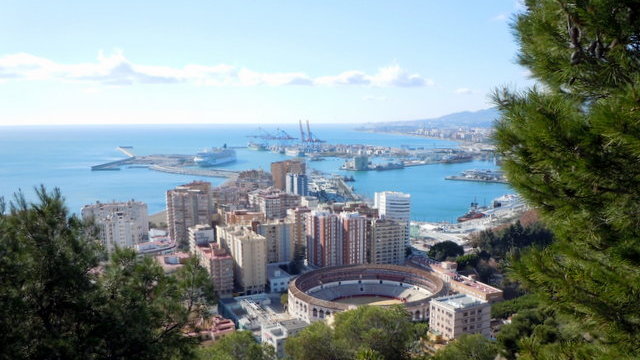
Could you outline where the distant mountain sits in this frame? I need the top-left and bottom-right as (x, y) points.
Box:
(360, 108), (500, 129)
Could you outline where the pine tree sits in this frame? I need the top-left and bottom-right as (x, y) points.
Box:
(493, 1), (640, 357)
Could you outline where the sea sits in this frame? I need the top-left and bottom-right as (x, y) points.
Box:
(0, 124), (510, 222)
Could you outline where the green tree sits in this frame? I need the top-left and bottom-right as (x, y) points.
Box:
(0, 188), (215, 360)
(430, 334), (497, 360)
(286, 306), (423, 360)
(197, 331), (275, 360)
(333, 305), (415, 360)
(285, 321), (350, 360)
(428, 241), (463, 261)
(493, 1), (640, 357)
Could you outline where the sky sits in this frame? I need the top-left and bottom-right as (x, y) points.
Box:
(0, 0), (531, 126)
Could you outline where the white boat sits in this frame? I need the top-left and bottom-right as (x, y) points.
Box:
(285, 147), (305, 157)
(193, 146), (236, 167)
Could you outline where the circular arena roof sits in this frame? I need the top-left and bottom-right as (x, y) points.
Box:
(288, 264), (445, 312)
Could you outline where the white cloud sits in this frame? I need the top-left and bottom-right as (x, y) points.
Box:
(454, 88), (473, 95)
(0, 51), (433, 88)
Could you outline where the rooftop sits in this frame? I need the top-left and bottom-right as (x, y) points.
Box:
(433, 294), (486, 310)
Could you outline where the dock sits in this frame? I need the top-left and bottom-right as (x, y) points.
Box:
(149, 165), (239, 179)
(444, 176), (508, 184)
(91, 146), (239, 179)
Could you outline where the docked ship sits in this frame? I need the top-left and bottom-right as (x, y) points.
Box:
(285, 147), (305, 157)
(248, 142), (268, 151)
(193, 145), (236, 167)
(457, 200), (487, 222)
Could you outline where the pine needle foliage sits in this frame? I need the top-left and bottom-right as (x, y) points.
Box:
(494, 1), (640, 357)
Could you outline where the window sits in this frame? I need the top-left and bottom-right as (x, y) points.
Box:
(463, 312), (468, 316)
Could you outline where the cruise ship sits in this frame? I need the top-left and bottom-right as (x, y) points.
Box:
(193, 146), (236, 167)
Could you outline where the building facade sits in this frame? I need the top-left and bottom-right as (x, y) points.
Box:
(81, 200), (149, 254)
(271, 160), (306, 191)
(217, 225), (267, 295)
(305, 210), (342, 267)
(166, 181), (214, 248)
(429, 294), (491, 340)
(256, 220), (295, 264)
(191, 242), (234, 299)
(248, 188), (300, 219)
(370, 218), (407, 265)
(339, 212), (366, 265)
(188, 224), (215, 249)
(374, 191), (411, 246)
(285, 173), (308, 196)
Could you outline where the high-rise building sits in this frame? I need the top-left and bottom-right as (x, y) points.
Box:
(374, 191), (411, 246)
(217, 225), (267, 295)
(340, 212), (366, 265)
(287, 207), (311, 264)
(255, 220), (294, 264)
(166, 181), (213, 249)
(429, 294), (491, 340)
(305, 210), (342, 267)
(285, 173), (308, 196)
(248, 188), (300, 219)
(192, 243), (234, 298)
(271, 160), (306, 190)
(81, 200), (149, 254)
(370, 218), (407, 265)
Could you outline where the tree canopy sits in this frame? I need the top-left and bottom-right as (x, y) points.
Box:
(428, 241), (464, 261)
(285, 306), (422, 360)
(494, 0), (640, 357)
(0, 188), (215, 360)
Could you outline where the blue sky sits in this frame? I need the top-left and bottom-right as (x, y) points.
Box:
(0, 0), (530, 125)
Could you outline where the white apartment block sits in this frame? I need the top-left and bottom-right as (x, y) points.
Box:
(188, 224), (215, 251)
(429, 294), (491, 340)
(81, 200), (149, 254)
(374, 191), (411, 246)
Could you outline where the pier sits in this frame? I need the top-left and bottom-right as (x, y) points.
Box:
(149, 165), (239, 179)
(91, 146), (239, 179)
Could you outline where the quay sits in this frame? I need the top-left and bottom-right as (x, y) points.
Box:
(444, 176), (507, 184)
(149, 165), (239, 179)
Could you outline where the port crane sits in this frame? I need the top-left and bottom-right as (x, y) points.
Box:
(247, 127), (297, 148)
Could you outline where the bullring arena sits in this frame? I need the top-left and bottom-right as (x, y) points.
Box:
(288, 264), (446, 322)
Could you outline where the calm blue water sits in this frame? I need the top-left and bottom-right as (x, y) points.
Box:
(0, 124), (509, 222)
